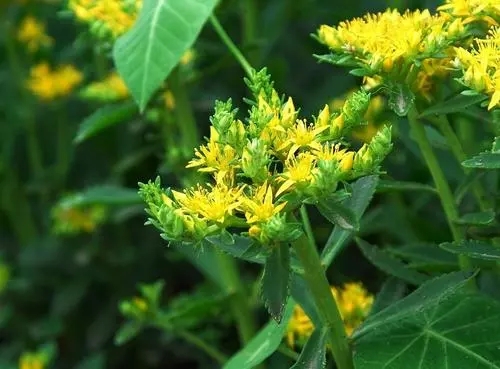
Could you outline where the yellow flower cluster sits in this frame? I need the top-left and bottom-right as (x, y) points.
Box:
(80, 71), (129, 102)
(317, 8), (467, 100)
(16, 16), (53, 53)
(438, 0), (500, 26)
(140, 69), (392, 245)
(286, 282), (374, 347)
(454, 27), (500, 110)
(51, 201), (106, 235)
(68, 0), (141, 39)
(26, 62), (83, 101)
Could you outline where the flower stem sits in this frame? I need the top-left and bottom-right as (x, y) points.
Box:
(216, 251), (257, 345)
(407, 107), (472, 272)
(431, 115), (490, 211)
(209, 14), (253, 78)
(292, 209), (354, 369)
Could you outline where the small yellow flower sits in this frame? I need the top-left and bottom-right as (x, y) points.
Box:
(186, 136), (239, 182)
(27, 63), (83, 101)
(239, 182), (287, 224)
(52, 202), (107, 235)
(172, 183), (245, 225)
(277, 120), (328, 157)
(17, 16), (53, 52)
(286, 304), (314, 347)
(19, 352), (45, 369)
(276, 153), (316, 196)
(163, 90), (176, 110)
(438, 0), (500, 26)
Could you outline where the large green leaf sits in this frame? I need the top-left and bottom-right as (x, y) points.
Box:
(440, 240), (500, 261)
(223, 300), (294, 369)
(74, 102), (138, 143)
(352, 271), (500, 369)
(113, 0), (219, 110)
(262, 242), (290, 323)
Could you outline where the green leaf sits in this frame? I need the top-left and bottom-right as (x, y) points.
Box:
(262, 243), (290, 322)
(290, 274), (320, 326)
(418, 93), (487, 117)
(114, 321), (143, 346)
(356, 239), (430, 285)
(321, 175), (379, 266)
(290, 328), (328, 369)
(113, 0), (219, 110)
(370, 277), (407, 315)
(224, 300), (294, 369)
(376, 180), (436, 194)
(206, 232), (266, 264)
(61, 185), (141, 207)
(74, 102), (137, 143)
(386, 243), (458, 269)
(353, 271), (500, 369)
(455, 210), (495, 226)
(440, 240), (500, 261)
(317, 199), (359, 231)
(462, 152), (500, 169)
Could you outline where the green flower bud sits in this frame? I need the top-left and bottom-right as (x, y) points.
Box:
(241, 139), (270, 182)
(342, 90), (370, 127)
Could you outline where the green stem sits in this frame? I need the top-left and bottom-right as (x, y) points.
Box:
(176, 329), (228, 364)
(209, 15), (253, 77)
(292, 210), (354, 369)
(408, 107), (471, 271)
(56, 103), (70, 188)
(432, 115), (490, 211)
(300, 205), (317, 251)
(216, 251), (257, 345)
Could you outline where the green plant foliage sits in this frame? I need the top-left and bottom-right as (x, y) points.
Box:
(113, 0), (219, 110)
(290, 328), (328, 369)
(353, 272), (500, 369)
(440, 240), (500, 261)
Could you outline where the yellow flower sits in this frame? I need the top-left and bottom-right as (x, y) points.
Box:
(163, 89), (176, 110)
(186, 135), (239, 182)
(27, 63), (83, 101)
(276, 153), (316, 196)
(454, 27), (500, 109)
(286, 304), (314, 347)
(313, 143), (354, 173)
(17, 16), (53, 52)
(239, 182), (287, 224)
(68, 0), (142, 39)
(80, 72), (129, 101)
(285, 282), (373, 347)
(172, 183), (245, 225)
(277, 119), (328, 157)
(318, 9), (466, 83)
(438, 0), (500, 26)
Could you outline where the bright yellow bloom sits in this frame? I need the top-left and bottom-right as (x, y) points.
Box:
(318, 9), (466, 81)
(68, 0), (142, 38)
(277, 153), (316, 196)
(286, 282), (373, 347)
(239, 182), (287, 224)
(438, 0), (500, 26)
(81, 72), (129, 101)
(27, 63), (83, 101)
(454, 27), (500, 109)
(172, 183), (245, 225)
(277, 120), (328, 157)
(17, 16), (53, 52)
(186, 134), (239, 182)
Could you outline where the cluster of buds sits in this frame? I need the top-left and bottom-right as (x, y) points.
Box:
(140, 68), (392, 246)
